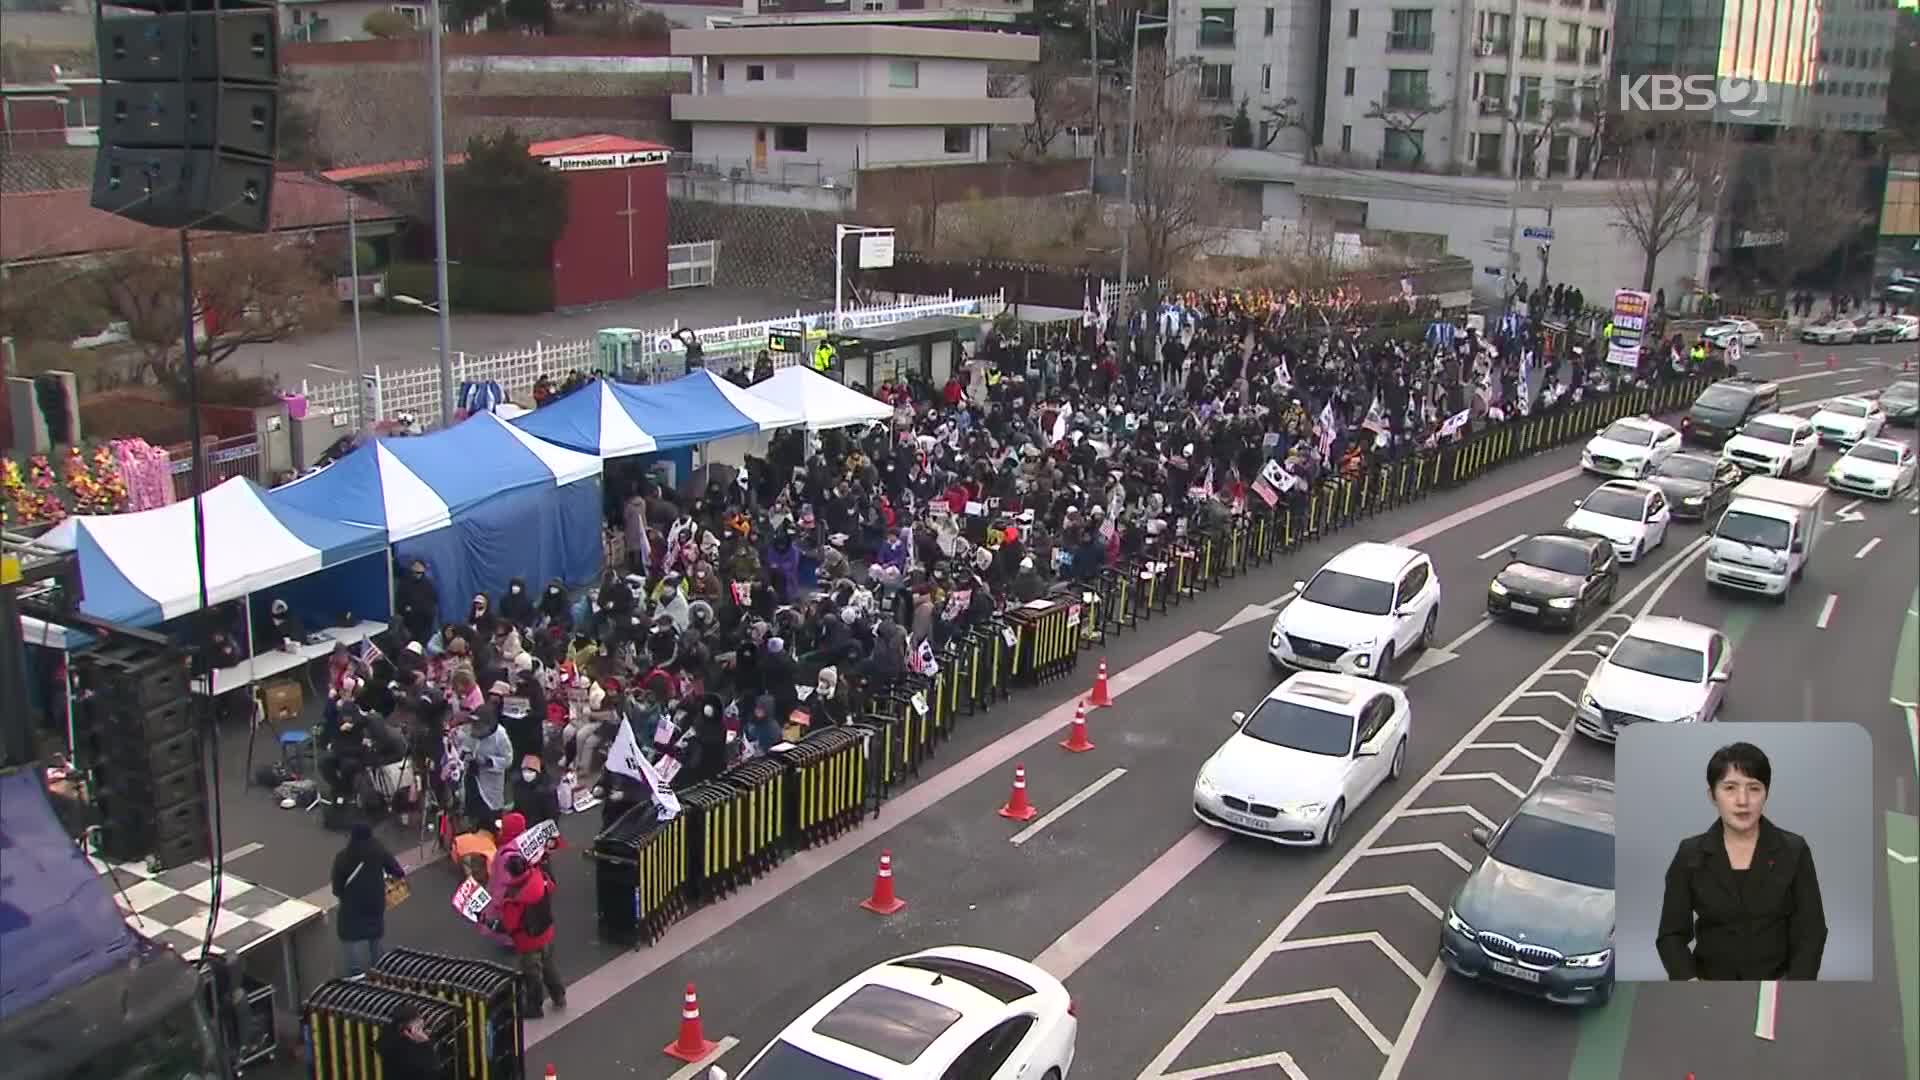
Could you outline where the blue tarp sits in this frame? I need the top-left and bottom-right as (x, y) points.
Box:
(0, 770), (138, 1021)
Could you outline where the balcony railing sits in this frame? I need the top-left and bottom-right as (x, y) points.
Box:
(1384, 91), (1432, 109)
(1386, 31), (1434, 52)
(1478, 96), (1507, 114)
(1554, 44), (1579, 62)
(1584, 47), (1604, 66)
(1521, 43), (1546, 60)
(1483, 37), (1511, 56)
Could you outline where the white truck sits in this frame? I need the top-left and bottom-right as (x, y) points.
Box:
(1703, 476), (1826, 600)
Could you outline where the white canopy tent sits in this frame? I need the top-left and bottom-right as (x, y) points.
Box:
(747, 366), (894, 431)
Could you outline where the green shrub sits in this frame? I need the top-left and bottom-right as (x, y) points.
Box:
(387, 261), (555, 315)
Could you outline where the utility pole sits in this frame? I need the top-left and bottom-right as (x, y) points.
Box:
(1087, 0), (1098, 190)
(347, 193), (366, 431)
(428, 0), (456, 425)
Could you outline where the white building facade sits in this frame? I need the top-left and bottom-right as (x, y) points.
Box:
(1169, 2), (1325, 153)
(670, 25), (1036, 183)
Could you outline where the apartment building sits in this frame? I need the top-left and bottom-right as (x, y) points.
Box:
(669, 25), (1036, 181)
(1167, 2), (1325, 153)
(1809, 0), (1899, 132)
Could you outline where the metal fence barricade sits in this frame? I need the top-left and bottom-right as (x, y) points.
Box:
(1073, 585), (1106, 648)
(588, 804), (688, 947)
(1100, 566), (1138, 632)
(366, 950), (525, 1080)
(782, 726), (871, 840)
(305, 979), (467, 1080)
(1006, 599), (1071, 686)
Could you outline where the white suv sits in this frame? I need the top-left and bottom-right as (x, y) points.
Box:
(1721, 413), (1819, 477)
(1269, 542), (1441, 680)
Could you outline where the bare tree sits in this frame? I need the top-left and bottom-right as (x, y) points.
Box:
(1746, 130), (1872, 299)
(97, 235), (340, 390)
(1127, 56), (1226, 284)
(1363, 92), (1448, 167)
(1258, 96), (1305, 151)
(1506, 96), (1572, 177)
(1606, 118), (1728, 291)
(992, 36), (1088, 160)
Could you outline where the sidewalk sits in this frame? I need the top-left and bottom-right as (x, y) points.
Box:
(231, 286), (828, 391)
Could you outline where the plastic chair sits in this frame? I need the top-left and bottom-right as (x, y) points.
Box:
(279, 729), (316, 777)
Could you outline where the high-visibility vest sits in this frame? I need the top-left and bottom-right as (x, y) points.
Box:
(986, 368), (1002, 387)
(813, 343), (834, 371)
(1689, 345), (1707, 365)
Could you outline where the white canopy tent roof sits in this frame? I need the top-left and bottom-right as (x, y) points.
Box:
(747, 367), (894, 431)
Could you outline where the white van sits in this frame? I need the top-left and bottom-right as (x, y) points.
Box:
(1703, 476), (1826, 600)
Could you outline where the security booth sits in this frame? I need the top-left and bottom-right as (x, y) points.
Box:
(826, 315), (986, 390)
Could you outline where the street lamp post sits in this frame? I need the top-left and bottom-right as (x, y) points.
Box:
(427, 0), (456, 425)
(1087, 0), (1098, 191)
(1118, 15), (1222, 310)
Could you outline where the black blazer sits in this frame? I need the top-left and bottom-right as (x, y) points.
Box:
(1655, 816), (1827, 981)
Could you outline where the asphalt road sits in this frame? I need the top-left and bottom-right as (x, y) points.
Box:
(206, 341), (1918, 1080)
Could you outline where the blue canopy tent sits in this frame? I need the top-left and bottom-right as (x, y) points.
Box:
(271, 411), (604, 628)
(512, 372), (800, 458)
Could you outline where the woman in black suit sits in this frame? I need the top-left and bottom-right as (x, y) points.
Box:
(1656, 742), (1827, 981)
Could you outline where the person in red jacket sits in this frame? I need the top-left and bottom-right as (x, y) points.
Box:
(496, 854), (568, 1017)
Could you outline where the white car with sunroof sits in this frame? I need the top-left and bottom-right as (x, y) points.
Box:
(1808, 395), (1887, 447)
(1827, 437), (1919, 499)
(721, 946), (1077, 1080)
(1581, 417), (1681, 479)
(1268, 542), (1440, 679)
(1573, 616), (1731, 743)
(1194, 672), (1411, 848)
(1564, 481), (1673, 564)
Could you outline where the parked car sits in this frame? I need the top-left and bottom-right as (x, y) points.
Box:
(1885, 315), (1920, 343)
(1441, 775), (1617, 1006)
(1486, 533), (1619, 629)
(1644, 452), (1743, 520)
(1826, 437), (1919, 499)
(1800, 318), (1858, 345)
(1702, 318), (1765, 350)
(1853, 316), (1899, 343)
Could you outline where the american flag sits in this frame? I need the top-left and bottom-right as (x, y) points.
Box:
(352, 638), (384, 670)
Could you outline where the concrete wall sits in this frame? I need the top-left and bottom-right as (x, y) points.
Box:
(689, 120), (985, 177)
(708, 55), (988, 98)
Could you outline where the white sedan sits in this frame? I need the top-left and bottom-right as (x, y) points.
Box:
(1703, 318), (1765, 349)
(1573, 615), (1731, 743)
(1827, 437), (1919, 499)
(1194, 672), (1410, 848)
(1808, 396), (1887, 446)
(1801, 318), (1859, 344)
(1565, 480), (1673, 564)
(721, 947), (1077, 1080)
(1581, 417), (1681, 479)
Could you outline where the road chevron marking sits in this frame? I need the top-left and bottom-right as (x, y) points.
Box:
(1466, 741), (1549, 766)
(1431, 771), (1529, 798)
(1518, 689), (1579, 710)
(1542, 667), (1594, 678)
(1396, 804), (1498, 829)
(1266, 931), (1428, 985)
(1322, 884), (1447, 920)
(1361, 841), (1474, 872)
(1162, 1051), (1310, 1080)
(1136, 537), (1714, 1080)
(1566, 649), (1609, 659)
(1490, 714), (1568, 734)
(1218, 988), (1395, 1055)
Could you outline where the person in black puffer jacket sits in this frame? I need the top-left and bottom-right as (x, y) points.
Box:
(331, 823), (406, 976)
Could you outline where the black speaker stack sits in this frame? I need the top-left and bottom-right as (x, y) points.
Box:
(90, 3), (280, 235)
(76, 641), (205, 870)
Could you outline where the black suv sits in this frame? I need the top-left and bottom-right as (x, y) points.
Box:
(1681, 376), (1779, 447)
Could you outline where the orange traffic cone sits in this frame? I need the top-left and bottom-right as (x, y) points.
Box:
(544, 1067), (557, 1080)
(663, 983), (719, 1063)
(1088, 658), (1113, 708)
(1060, 702), (1096, 753)
(1827, 353), (1837, 370)
(998, 764), (1039, 821)
(859, 850), (907, 915)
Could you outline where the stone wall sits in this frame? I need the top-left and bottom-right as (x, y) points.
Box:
(668, 199), (855, 295)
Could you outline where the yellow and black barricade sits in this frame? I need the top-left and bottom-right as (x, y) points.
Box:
(978, 617), (1012, 701)
(588, 802), (688, 947)
(305, 978), (466, 1080)
(1006, 597), (1075, 685)
(1073, 585), (1106, 648)
(366, 950), (524, 1080)
(678, 757), (786, 902)
(952, 630), (988, 716)
(780, 726), (872, 837)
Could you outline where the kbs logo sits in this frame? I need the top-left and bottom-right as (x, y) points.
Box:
(1618, 76), (1768, 118)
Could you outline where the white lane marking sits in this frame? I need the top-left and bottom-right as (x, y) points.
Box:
(1477, 535), (1528, 561)
(1489, 714), (1565, 734)
(1466, 741), (1548, 766)
(1396, 804), (1497, 829)
(1268, 932), (1427, 984)
(1141, 538), (1712, 1080)
(1163, 1051), (1310, 1080)
(1403, 616), (1495, 680)
(1890, 849), (1919, 866)
(1361, 842), (1473, 872)
(1755, 981), (1780, 1041)
(1855, 537), (1882, 559)
(666, 1035), (740, 1080)
(1816, 594), (1838, 629)
(1542, 668), (1593, 678)
(1009, 768), (1128, 846)
(1321, 884), (1446, 920)
(1382, 536), (1707, 1080)
(1218, 988), (1394, 1055)
(1431, 771), (1528, 799)
(1835, 378), (1865, 386)
(1215, 590), (1296, 634)
(1518, 689), (1577, 710)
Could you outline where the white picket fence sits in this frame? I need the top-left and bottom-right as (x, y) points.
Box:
(295, 291), (1007, 430)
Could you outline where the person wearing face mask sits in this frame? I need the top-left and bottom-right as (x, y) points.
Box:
(512, 755), (560, 830)
(498, 578), (534, 625)
(396, 559), (438, 645)
(378, 1002), (442, 1078)
(258, 597), (303, 652)
(453, 710), (513, 833)
(537, 580), (571, 631)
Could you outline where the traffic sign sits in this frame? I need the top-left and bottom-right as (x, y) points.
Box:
(1522, 226), (1555, 241)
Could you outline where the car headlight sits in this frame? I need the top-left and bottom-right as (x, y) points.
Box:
(1195, 773), (1218, 798)
(1354, 653), (1372, 669)
(1446, 908), (1475, 936)
(1488, 580), (1509, 596)
(1280, 801), (1326, 818)
(1683, 495), (1703, 506)
(1563, 949), (1612, 969)
(1548, 597), (1577, 609)
(1624, 458), (1646, 473)
(1580, 690), (1599, 712)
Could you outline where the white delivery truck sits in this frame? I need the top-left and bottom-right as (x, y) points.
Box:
(1703, 475), (1827, 600)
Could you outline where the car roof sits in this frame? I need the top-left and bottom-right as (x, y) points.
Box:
(1518, 531), (1600, 553)
(1849, 437), (1910, 455)
(1746, 412), (1805, 428)
(1714, 375), (1776, 393)
(1605, 415), (1670, 433)
(779, 949), (1035, 1076)
(1816, 396), (1877, 410)
(1269, 672), (1377, 714)
(1663, 451), (1721, 466)
(1321, 541), (1423, 581)
(1619, 614), (1716, 650)
(1520, 775), (1616, 833)
(1590, 480), (1657, 499)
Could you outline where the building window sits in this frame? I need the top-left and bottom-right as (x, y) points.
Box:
(774, 125), (807, 152)
(1347, 9), (1359, 37)
(1479, 11), (1511, 53)
(1475, 131), (1503, 173)
(1547, 134), (1571, 176)
(63, 95), (96, 128)
(1199, 8), (1236, 47)
(774, 62), (795, 80)
(1519, 76), (1542, 118)
(1521, 17), (1546, 60)
(1341, 124), (1352, 152)
(1475, 72), (1508, 108)
(1556, 22), (1580, 62)
(1344, 67), (1356, 96)
(1386, 68), (1429, 108)
(747, 64), (766, 81)
(863, 0), (883, 8)
(713, 61), (725, 80)
(1199, 63), (1234, 101)
(889, 60), (919, 88)
(1265, 6), (1275, 35)
(1387, 9), (1433, 52)
(1585, 26), (1604, 65)
(943, 126), (973, 153)
(1262, 63), (1272, 91)
(1383, 129), (1423, 164)
(393, 5), (423, 26)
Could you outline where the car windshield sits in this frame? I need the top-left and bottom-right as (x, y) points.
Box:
(1824, 400), (1870, 418)
(1849, 443), (1902, 464)
(1716, 510), (1791, 549)
(1695, 385), (1752, 411)
(740, 1040), (881, 1080)
(1598, 422), (1655, 447)
(1513, 538), (1589, 576)
(810, 985), (962, 1065)
(1239, 697), (1356, 757)
(1579, 489), (1646, 519)
(1607, 634), (1705, 682)
(1301, 569), (1395, 615)
(1491, 811), (1615, 890)
(1742, 422), (1794, 444)
(1655, 456), (1714, 481)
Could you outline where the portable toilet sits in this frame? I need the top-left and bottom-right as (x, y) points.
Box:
(596, 328), (645, 376)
